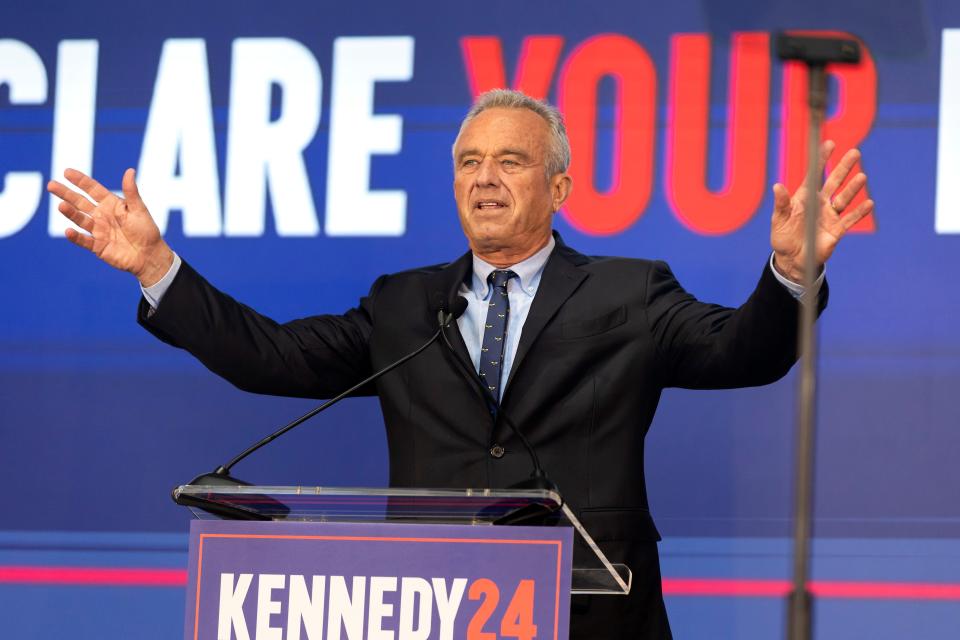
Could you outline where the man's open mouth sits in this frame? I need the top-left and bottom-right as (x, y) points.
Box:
(475, 200), (507, 210)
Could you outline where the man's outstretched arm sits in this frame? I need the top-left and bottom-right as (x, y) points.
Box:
(47, 168), (376, 399)
(648, 141), (874, 389)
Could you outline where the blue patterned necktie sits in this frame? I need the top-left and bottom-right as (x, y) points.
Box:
(479, 269), (517, 403)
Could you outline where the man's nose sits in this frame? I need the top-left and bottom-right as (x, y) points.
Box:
(475, 157), (500, 186)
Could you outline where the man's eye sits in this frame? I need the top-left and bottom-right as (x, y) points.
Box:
(462, 159), (478, 167)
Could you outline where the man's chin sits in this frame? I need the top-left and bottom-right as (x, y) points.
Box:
(465, 229), (513, 253)
(470, 206), (512, 221)
(463, 216), (509, 238)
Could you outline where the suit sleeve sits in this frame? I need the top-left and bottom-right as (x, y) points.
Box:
(644, 259), (828, 390)
(137, 259), (382, 399)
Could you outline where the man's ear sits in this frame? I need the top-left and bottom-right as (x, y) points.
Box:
(551, 173), (573, 212)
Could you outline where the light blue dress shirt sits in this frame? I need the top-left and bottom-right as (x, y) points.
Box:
(456, 236), (555, 400)
(141, 252), (182, 309)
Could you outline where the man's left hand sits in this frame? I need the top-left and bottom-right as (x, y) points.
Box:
(770, 140), (875, 282)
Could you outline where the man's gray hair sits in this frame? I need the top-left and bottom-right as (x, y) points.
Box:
(453, 89), (571, 176)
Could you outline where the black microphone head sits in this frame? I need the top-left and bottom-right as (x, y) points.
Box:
(430, 290), (446, 314)
(437, 294), (469, 328)
(450, 295), (469, 319)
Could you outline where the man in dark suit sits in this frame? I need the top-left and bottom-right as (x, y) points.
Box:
(48, 89), (873, 638)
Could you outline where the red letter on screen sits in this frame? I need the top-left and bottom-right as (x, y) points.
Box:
(461, 36), (564, 100)
(557, 34), (657, 235)
(665, 32), (771, 235)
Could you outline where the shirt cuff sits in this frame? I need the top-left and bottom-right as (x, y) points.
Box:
(141, 252), (182, 309)
(768, 253), (825, 303)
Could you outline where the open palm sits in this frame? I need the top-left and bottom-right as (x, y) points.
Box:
(47, 168), (173, 285)
(770, 141), (875, 282)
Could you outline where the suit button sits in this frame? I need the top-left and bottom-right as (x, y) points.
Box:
(489, 444), (505, 458)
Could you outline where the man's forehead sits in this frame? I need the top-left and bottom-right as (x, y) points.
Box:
(455, 107), (549, 152)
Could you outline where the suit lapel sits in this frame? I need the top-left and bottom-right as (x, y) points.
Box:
(502, 236), (588, 405)
(424, 249), (484, 398)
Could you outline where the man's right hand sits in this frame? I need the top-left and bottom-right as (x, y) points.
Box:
(47, 168), (174, 287)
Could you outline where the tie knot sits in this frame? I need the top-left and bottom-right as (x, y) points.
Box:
(489, 269), (517, 290)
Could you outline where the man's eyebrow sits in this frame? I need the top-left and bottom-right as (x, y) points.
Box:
(456, 148), (479, 161)
(455, 147), (534, 162)
(498, 148), (532, 160)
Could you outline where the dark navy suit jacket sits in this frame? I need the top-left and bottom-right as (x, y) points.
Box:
(139, 234), (825, 639)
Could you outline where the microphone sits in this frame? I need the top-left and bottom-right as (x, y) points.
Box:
(439, 295), (469, 330)
(438, 295), (561, 498)
(177, 298), (469, 501)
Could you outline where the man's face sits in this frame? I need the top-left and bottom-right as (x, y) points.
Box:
(453, 107), (570, 260)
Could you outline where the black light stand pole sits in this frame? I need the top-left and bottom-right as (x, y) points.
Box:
(788, 59), (825, 640)
(774, 34), (861, 640)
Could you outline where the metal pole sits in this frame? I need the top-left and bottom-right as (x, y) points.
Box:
(787, 63), (827, 640)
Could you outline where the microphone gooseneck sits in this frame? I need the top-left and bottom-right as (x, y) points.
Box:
(183, 300), (468, 489)
(439, 295), (560, 496)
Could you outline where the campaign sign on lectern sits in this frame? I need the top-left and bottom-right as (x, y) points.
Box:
(184, 520), (573, 640)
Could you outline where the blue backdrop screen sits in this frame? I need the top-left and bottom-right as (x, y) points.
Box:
(1, 0), (958, 545)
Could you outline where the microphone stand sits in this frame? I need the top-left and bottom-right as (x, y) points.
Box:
(179, 305), (465, 496)
(774, 34), (860, 640)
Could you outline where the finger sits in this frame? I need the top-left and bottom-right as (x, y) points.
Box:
(57, 200), (95, 232)
(63, 168), (116, 204)
(47, 179), (97, 214)
(64, 227), (96, 252)
(822, 148), (861, 196)
(771, 183), (792, 221)
(817, 139), (836, 178)
(829, 173), (867, 212)
(121, 168), (145, 208)
(840, 199), (875, 232)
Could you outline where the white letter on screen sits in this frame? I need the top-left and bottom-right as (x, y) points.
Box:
(325, 36), (414, 237)
(0, 40), (46, 238)
(224, 38), (321, 237)
(398, 577), (432, 640)
(367, 576), (397, 640)
(218, 572), (253, 640)
(136, 39), (222, 236)
(936, 29), (960, 234)
(255, 573), (285, 640)
(327, 576), (366, 640)
(48, 40), (99, 237)
(287, 575), (326, 640)
(432, 578), (467, 640)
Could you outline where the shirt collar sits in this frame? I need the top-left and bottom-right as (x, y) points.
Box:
(470, 235), (556, 298)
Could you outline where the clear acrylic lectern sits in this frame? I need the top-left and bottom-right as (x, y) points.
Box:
(173, 484), (631, 596)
